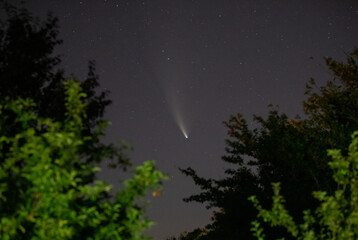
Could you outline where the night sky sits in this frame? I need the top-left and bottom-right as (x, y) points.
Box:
(9, 1), (358, 239)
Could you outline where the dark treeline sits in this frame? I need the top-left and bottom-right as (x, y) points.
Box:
(168, 48), (358, 239)
(0, 1), (130, 171)
(1, 1), (358, 239)
(0, 2), (168, 239)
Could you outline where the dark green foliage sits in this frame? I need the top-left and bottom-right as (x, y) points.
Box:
(0, 2), (167, 238)
(178, 49), (358, 239)
(0, 80), (167, 239)
(304, 49), (358, 152)
(250, 131), (358, 240)
(0, 2), (129, 172)
(0, 2), (63, 102)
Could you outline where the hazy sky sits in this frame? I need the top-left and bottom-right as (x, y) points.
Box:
(9, 1), (358, 239)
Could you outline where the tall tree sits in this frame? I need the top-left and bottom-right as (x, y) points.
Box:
(250, 131), (358, 240)
(0, 79), (167, 239)
(178, 49), (358, 239)
(0, 2), (129, 171)
(0, 3), (168, 238)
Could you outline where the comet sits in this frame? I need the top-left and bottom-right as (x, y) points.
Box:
(177, 119), (189, 139)
(176, 115), (189, 139)
(169, 104), (189, 139)
(179, 124), (188, 139)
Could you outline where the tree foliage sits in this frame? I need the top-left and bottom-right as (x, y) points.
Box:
(250, 131), (358, 240)
(0, 1), (128, 171)
(0, 2), (168, 238)
(178, 49), (358, 239)
(0, 79), (167, 240)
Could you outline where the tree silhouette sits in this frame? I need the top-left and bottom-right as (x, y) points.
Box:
(178, 49), (358, 239)
(250, 131), (358, 239)
(0, 2), (129, 172)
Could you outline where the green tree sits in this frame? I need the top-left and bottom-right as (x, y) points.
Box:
(250, 131), (358, 240)
(0, 1), (128, 171)
(178, 49), (358, 239)
(0, 79), (167, 240)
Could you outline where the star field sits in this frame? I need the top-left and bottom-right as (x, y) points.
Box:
(9, 0), (358, 239)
